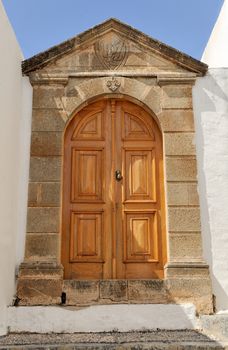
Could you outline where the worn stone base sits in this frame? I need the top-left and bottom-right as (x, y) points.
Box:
(165, 262), (214, 315)
(17, 262), (63, 305)
(17, 263), (213, 314)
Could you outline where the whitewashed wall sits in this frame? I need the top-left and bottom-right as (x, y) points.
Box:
(202, 0), (228, 68)
(193, 68), (228, 312)
(194, 0), (228, 312)
(0, 1), (32, 335)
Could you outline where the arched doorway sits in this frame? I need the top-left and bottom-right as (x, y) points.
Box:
(62, 98), (166, 279)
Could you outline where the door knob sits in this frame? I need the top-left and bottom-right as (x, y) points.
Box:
(115, 170), (123, 181)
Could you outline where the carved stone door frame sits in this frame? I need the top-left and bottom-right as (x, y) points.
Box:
(17, 76), (213, 314)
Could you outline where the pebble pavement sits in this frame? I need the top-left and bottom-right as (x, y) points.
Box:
(0, 330), (227, 349)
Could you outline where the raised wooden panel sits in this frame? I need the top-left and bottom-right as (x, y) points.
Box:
(72, 112), (104, 140)
(124, 149), (156, 202)
(70, 263), (103, 279)
(70, 211), (103, 262)
(131, 218), (150, 255)
(124, 212), (158, 262)
(71, 148), (104, 202)
(123, 113), (155, 140)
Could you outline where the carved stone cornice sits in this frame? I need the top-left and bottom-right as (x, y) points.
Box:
(29, 71), (197, 86)
(157, 75), (196, 86)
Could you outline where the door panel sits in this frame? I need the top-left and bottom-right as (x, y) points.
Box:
(71, 148), (104, 202)
(62, 99), (166, 279)
(124, 211), (158, 262)
(123, 113), (155, 140)
(124, 149), (156, 202)
(72, 112), (104, 140)
(70, 211), (103, 262)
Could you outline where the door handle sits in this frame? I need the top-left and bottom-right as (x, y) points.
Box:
(115, 170), (123, 181)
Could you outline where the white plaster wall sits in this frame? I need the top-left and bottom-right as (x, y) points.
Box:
(193, 68), (228, 312)
(0, 1), (32, 335)
(202, 0), (228, 68)
(15, 77), (33, 269)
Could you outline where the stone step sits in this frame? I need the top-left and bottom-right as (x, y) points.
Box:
(199, 314), (228, 342)
(0, 331), (226, 349)
(63, 279), (168, 305)
(7, 304), (197, 333)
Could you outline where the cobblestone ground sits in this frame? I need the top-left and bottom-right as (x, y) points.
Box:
(0, 331), (227, 349)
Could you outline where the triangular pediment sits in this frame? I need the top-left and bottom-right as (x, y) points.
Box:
(22, 18), (207, 76)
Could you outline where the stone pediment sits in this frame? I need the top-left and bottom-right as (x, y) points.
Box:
(22, 18), (207, 76)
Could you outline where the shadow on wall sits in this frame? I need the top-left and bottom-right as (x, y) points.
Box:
(193, 68), (228, 312)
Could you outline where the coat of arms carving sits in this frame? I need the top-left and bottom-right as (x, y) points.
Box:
(94, 33), (128, 69)
(106, 77), (121, 92)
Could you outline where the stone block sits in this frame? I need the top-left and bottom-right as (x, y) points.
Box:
(120, 78), (162, 115)
(32, 109), (66, 132)
(141, 86), (162, 116)
(166, 278), (213, 314)
(79, 78), (104, 100)
(27, 207), (60, 233)
(166, 157), (197, 181)
(17, 278), (62, 305)
(62, 78), (103, 116)
(167, 182), (199, 206)
(166, 265), (210, 278)
(18, 262), (63, 278)
(158, 110), (194, 132)
(63, 280), (99, 305)
(29, 157), (61, 182)
(31, 132), (63, 156)
(199, 315), (228, 341)
(25, 233), (59, 260)
(33, 86), (65, 109)
(164, 133), (196, 156)
(169, 233), (202, 261)
(162, 85), (192, 109)
(61, 95), (84, 117)
(100, 280), (127, 302)
(128, 280), (167, 303)
(168, 207), (201, 232)
(28, 182), (61, 207)
(27, 182), (38, 205)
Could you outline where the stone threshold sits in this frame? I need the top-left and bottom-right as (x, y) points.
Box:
(63, 279), (168, 306)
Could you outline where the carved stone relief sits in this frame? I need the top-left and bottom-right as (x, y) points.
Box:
(94, 33), (128, 69)
(106, 77), (121, 92)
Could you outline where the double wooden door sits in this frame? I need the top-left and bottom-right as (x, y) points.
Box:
(62, 99), (166, 279)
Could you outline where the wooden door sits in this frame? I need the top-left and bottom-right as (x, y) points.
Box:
(62, 99), (166, 279)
